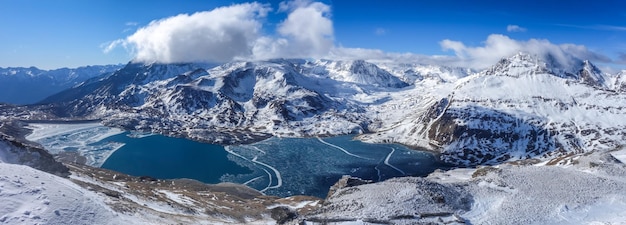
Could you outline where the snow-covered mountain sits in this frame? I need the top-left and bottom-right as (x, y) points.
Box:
(304, 59), (409, 88)
(42, 59), (409, 144)
(30, 53), (626, 166)
(612, 70), (626, 92)
(0, 65), (122, 104)
(361, 52), (626, 166)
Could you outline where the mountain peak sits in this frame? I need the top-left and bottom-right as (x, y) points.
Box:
(578, 60), (607, 87)
(483, 52), (552, 77)
(483, 52), (606, 87)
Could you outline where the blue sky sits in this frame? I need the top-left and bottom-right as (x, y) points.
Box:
(1, 0), (624, 70)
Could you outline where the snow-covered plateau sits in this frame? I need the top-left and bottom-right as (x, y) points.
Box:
(1, 51), (626, 224)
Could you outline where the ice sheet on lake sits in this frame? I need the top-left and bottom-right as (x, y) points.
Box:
(25, 122), (125, 167)
(223, 135), (444, 198)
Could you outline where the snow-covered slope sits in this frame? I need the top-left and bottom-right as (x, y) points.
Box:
(0, 163), (129, 225)
(612, 70), (626, 92)
(304, 59), (409, 88)
(376, 62), (473, 84)
(304, 149), (626, 224)
(360, 52), (626, 166)
(0, 65), (122, 105)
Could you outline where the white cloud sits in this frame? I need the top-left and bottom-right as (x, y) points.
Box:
(507, 24), (527, 32)
(328, 47), (456, 65)
(101, 39), (126, 54)
(106, 3), (270, 63)
(106, 1), (334, 63)
(103, 1), (614, 71)
(440, 34), (611, 69)
(253, 0), (333, 59)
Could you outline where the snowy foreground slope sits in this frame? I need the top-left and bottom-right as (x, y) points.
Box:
(0, 163), (127, 225)
(307, 149), (626, 224)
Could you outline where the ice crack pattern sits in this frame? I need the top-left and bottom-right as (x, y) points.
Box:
(224, 135), (445, 198)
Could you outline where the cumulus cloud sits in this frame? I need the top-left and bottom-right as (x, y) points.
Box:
(506, 24), (527, 32)
(253, 0), (333, 59)
(103, 1), (614, 71)
(105, 1), (335, 63)
(328, 47), (457, 65)
(440, 34), (611, 69)
(106, 2), (270, 63)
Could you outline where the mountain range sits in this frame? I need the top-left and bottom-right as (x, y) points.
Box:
(0, 65), (123, 105)
(18, 52), (625, 167)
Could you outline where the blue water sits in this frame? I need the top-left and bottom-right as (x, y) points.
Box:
(222, 135), (447, 198)
(100, 134), (447, 198)
(100, 133), (252, 183)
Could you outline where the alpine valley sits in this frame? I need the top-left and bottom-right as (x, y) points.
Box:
(2, 52), (626, 224)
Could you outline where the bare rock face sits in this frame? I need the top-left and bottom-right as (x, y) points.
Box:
(427, 105), (557, 166)
(325, 175), (373, 199)
(270, 206), (298, 224)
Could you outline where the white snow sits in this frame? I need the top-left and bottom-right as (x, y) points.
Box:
(25, 122), (125, 167)
(311, 151), (626, 224)
(0, 163), (132, 225)
(224, 146), (282, 193)
(26, 122), (122, 143)
(383, 148), (405, 175)
(611, 148), (626, 164)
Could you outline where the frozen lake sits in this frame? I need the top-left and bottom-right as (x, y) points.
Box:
(26, 122), (447, 198)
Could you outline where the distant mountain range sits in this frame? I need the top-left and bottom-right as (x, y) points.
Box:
(23, 52), (625, 167)
(0, 65), (123, 104)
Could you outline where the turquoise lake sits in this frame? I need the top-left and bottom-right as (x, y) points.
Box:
(99, 133), (448, 198)
(100, 134), (251, 184)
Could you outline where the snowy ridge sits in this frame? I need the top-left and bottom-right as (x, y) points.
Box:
(612, 70), (626, 92)
(376, 62), (473, 84)
(305, 59), (409, 88)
